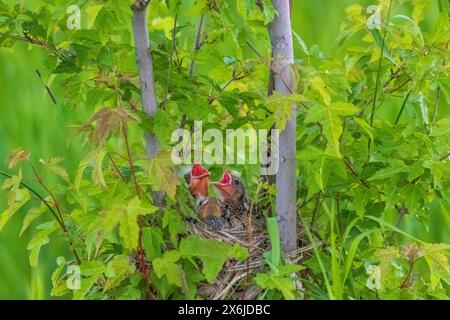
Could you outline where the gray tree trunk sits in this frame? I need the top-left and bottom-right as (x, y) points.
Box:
(269, 0), (297, 253)
(131, 0), (159, 157)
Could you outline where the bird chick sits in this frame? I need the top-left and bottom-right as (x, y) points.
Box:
(211, 170), (253, 230)
(185, 164), (229, 230)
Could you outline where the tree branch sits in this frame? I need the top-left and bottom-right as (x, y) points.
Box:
(131, 0), (159, 158)
(269, 0), (297, 253)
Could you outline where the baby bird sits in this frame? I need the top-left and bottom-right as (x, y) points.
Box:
(211, 170), (254, 230)
(184, 164), (229, 230)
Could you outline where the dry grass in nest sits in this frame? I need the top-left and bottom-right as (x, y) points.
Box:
(188, 219), (317, 300)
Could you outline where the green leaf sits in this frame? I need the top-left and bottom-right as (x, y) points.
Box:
(74, 158), (89, 191)
(407, 161), (425, 182)
(51, 257), (69, 297)
(103, 255), (135, 293)
(180, 235), (248, 283)
(305, 102), (359, 157)
(142, 226), (165, 261)
(368, 28), (399, 66)
(255, 268), (301, 300)
(368, 162), (407, 181)
(73, 260), (106, 300)
(117, 197), (158, 250)
(342, 229), (375, 286)
(261, 0), (275, 25)
(146, 151), (180, 199)
(309, 76), (333, 105)
(20, 203), (48, 236)
(153, 250), (182, 287)
(265, 92), (306, 131)
(0, 188), (30, 231)
(27, 221), (59, 267)
(43, 156), (70, 182)
(354, 118), (374, 141)
(265, 217), (281, 268)
(412, 0), (432, 23)
(162, 210), (187, 247)
(423, 243), (450, 290)
(91, 149), (107, 188)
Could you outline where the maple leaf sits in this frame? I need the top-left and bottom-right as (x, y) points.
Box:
(8, 148), (30, 169)
(146, 151), (180, 199)
(265, 91), (307, 131)
(89, 107), (139, 144)
(180, 235), (248, 283)
(103, 255), (135, 292)
(153, 250), (182, 287)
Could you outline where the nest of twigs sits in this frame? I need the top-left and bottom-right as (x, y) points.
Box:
(188, 218), (315, 300)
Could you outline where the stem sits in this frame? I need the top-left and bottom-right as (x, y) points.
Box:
(27, 160), (64, 224)
(138, 224), (155, 300)
(35, 70), (57, 105)
(1, 32), (74, 61)
(121, 122), (141, 199)
(387, 78), (411, 94)
(369, 0), (393, 152)
(343, 157), (371, 189)
(107, 152), (126, 182)
(394, 91), (411, 125)
(121, 116), (153, 298)
(310, 192), (322, 229)
(432, 87), (440, 123)
(188, 15), (205, 76)
(246, 40), (294, 94)
(439, 152), (450, 161)
(400, 259), (417, 289)
(336, 193), (342, 236)
(162, 14), (178, 109)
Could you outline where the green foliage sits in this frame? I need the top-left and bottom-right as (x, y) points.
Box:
(0, 0), (448, 300)
(179, 235), (248, 283)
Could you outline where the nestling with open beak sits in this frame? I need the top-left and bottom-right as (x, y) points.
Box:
(185, 164), (230, 230)
(211, 170), (254, 230)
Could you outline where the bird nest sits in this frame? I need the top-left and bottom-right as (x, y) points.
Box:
(188, 219), (315, 300)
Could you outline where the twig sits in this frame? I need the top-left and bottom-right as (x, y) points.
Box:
(394, 91), (411, 125)
(432, 87), (440, 123)
(439, 152), (450, 161)
(369, 0), (393, 151)
(121, 122), (141, 199)
(400, 259), (417, 289)
(343, 157), (371, 189)
(246, 40), (294, 94)
(208, 71), (250, 103)
(107, 152), (126, 182)
(310, 192), (321, 229)
(386, 78), (411, 94)
(35, 70), (57, 105)
(1, 32), (74, 60)
(162, 14), (178, 109)
(188, 15), (205, 75)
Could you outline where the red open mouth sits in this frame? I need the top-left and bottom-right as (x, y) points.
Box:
(211, 170), (233, 199)
(217, 170), (232, 185)
(191, 163), (209, 178)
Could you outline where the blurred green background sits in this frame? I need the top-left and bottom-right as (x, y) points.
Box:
(0, 0), (445, 299)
